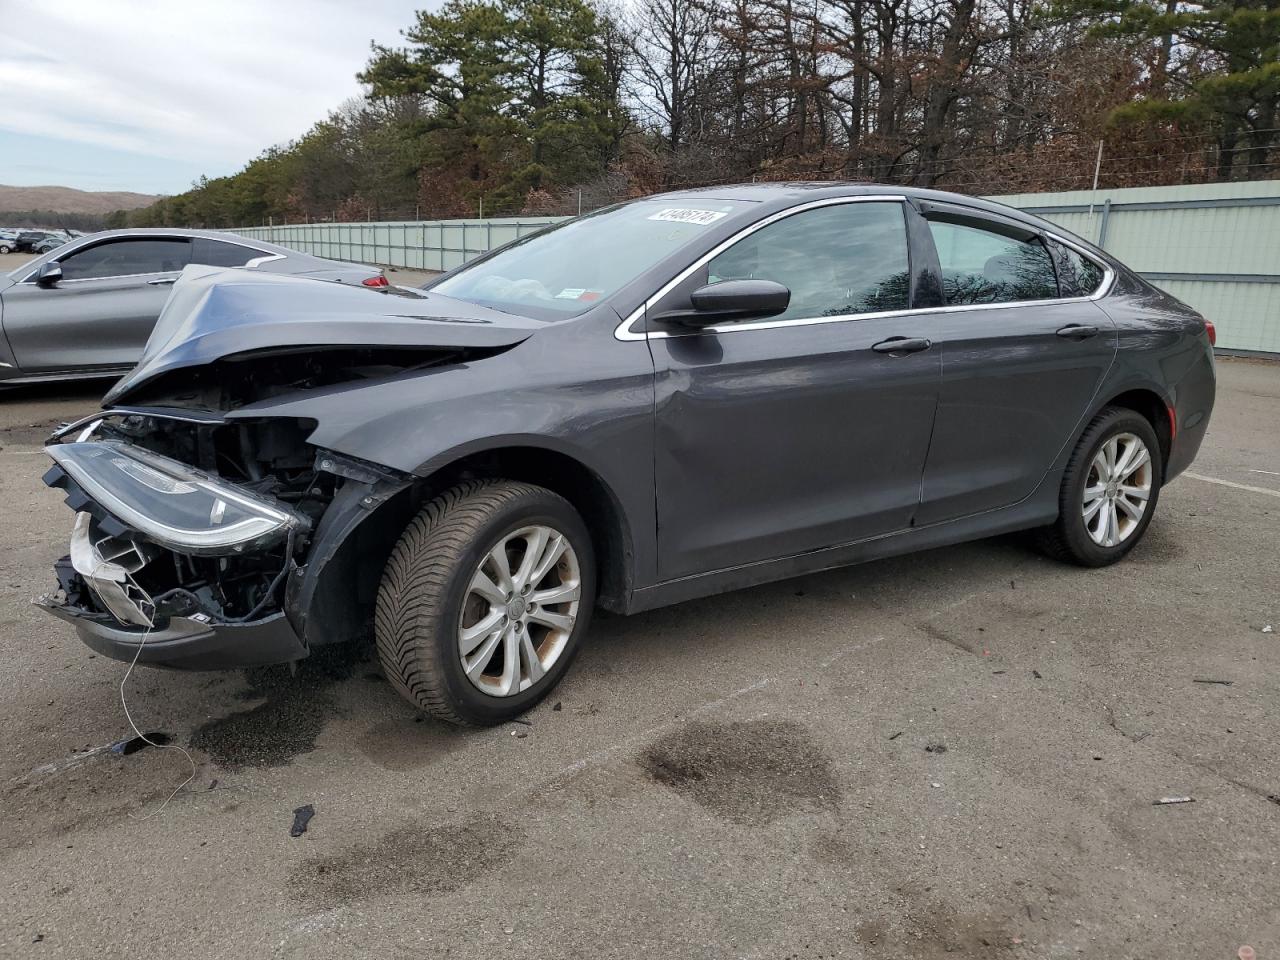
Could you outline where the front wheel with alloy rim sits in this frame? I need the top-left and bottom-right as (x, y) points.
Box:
(375, 480), (596, 725)
(1037, 406), (1163, 567)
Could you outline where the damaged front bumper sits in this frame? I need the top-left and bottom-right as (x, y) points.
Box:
(37, 592), (305, 670)
(39, 411), (415, 670)
(39, 433), (314, 669)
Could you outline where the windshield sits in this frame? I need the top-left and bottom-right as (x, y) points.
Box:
(429, 199), (754, 318)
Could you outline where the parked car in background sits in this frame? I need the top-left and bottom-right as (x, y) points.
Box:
(34, 235), (69, 254)
(0, 228), (386, 386)
(37, 183), (1216, 726)
(15, 230), (53, 253)
(0, 231), (17, 255)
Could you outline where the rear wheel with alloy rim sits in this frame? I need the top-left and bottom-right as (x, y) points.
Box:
(1037, 407), (1163, 566)
(376, 480), (596, 725)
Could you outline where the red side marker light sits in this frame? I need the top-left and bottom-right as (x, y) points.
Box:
(362, 274), (389, 288)
(1204, 318), (1216, 346)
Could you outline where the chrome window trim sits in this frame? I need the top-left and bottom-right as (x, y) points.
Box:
(243, 252), (286, 268)
(613, 196), (1115, 342)
(23, 271), (179, 286)
(18, 236), (287, 283)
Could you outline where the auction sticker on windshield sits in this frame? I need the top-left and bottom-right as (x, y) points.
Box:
(647, 208), (729, 225)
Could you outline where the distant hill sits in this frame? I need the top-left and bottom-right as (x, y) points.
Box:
(0, 184), (159, 214)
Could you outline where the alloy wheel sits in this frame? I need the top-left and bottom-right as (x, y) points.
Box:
(1082, 432), (1152, 548)
(457, 524), (582, 697)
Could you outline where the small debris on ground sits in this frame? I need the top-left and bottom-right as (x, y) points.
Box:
(1266, 795), (1280, 806)
(925, 742), (947, 754)
(1192, 678), (1233, 685)
(1153, 796), (1195, 805)
(887, 731), (903, 741)
(510, 717), (532, 726)
(1032, 670), (1043, 679)
(290, 804), (316, 837)
(552, 702), (562, 712)
(111, 732), (171, 755)
(1263, 625), (1273, 634)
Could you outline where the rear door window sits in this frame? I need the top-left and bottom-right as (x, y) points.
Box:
(196, 239), (269, 267)
(1048, 239), (1107, 297)
(926, 219), (1058, 305)
(56, 238), (193, 281)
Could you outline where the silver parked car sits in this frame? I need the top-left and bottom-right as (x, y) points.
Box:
(0, 228), (386, 387)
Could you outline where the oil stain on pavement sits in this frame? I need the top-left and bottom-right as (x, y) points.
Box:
(189, 647), (357, 768)
(292, 813), (521, 907)
(638, 718), (840, 825)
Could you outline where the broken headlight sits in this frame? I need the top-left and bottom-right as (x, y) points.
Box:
(45, 440), (306, 555)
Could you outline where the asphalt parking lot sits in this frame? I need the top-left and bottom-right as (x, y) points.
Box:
(2, 339), (1278, 955)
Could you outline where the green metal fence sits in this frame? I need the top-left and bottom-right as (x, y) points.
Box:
(233, 179), (1280, 354)
(233, 217), (563, 273)
(995, 180), (1280, 355)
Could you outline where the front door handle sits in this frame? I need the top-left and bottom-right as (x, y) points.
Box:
(147, 277), (178, 286)
(872, 336), (932, 355)
(1056, 324), (1099, 340)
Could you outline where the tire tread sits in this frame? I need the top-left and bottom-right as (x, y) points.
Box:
(374, 479), (576, 724)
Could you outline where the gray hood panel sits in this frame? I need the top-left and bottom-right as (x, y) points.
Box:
(104, 266), (539, 405)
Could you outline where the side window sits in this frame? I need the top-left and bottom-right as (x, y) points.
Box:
(197, 239), (266, 267)
(926, 219), (1058, 305)
(1048, 239), (1106, 297)
(706, 202), (911, 321)
(57, 239), (192, 281)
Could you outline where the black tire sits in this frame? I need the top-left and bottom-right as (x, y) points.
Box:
(1037, 406), (1163, 567)
(0, 245), (10, 255)
(375, 480), (596, 725)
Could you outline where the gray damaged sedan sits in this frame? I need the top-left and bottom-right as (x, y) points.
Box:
(1, 228), (386, 387)
(38, 184), (1216, 724)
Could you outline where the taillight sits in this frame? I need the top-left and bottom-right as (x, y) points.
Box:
(362, 274), (389, 288)
(1204, 318), (1216, 346)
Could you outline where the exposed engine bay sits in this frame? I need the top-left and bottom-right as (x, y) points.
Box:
(43, 408), (413, 646)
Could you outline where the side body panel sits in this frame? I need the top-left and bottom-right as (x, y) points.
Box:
(1092, 271), (1217, 481)
(650, 321), (939, 579)
(914, 298), (1118, 525)
(229, 310), (662, 589)
(0, 273), (173, 372)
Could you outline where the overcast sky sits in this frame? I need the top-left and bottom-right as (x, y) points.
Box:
(0, 0), (430, 196)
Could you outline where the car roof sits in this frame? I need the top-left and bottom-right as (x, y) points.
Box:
(647, 181), (1107, 258)
(62, 227), (297, 256)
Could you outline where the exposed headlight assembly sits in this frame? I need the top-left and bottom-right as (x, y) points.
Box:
(45, 440), (307, 555)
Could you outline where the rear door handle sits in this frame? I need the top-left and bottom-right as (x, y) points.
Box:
(147, 277), (177, 286)
(1056, 324), (1098, 340)
(872, 337), (932, 355)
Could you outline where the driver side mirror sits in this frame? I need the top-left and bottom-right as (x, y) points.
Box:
(652, 278), (791, 327)
(35, 262), (63, 288)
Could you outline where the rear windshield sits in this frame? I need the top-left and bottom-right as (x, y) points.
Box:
(429, 199), (754, 319)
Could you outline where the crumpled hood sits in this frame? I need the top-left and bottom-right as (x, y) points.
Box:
(104, 265), (541, 406)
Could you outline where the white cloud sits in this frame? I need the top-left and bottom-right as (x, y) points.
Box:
(0, 0), (426, 181)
